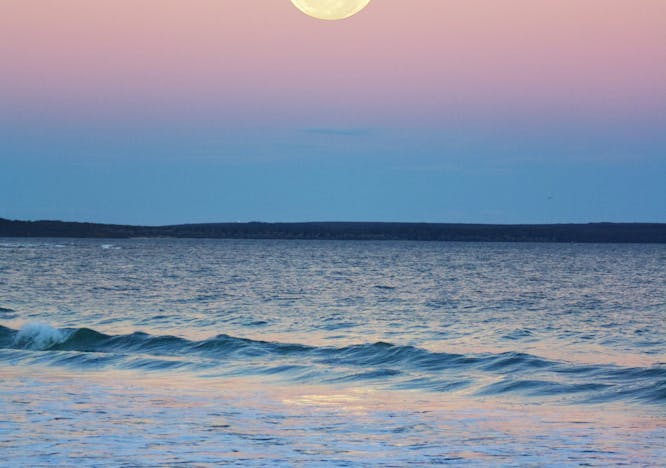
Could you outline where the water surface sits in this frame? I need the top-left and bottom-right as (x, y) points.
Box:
(1, 239), (664, 465)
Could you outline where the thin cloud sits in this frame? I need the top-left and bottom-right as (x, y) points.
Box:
(303, 128), (374, 137)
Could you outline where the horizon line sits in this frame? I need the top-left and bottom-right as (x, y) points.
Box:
(2, 217), (666, 228)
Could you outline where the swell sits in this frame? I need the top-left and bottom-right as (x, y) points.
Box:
(1, 324), (664, 404)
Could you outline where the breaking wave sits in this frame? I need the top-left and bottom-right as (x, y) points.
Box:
(11, 323), (68, 350)
(0, 323), (664, 404)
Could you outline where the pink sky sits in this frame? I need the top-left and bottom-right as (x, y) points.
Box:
(1, 1), (665, 224)
(2, 0), (665, 128)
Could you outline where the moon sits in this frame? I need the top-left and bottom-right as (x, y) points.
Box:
(291, 0), (372, 21)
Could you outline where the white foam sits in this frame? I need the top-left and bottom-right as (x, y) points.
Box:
(13, 323), (67, 350)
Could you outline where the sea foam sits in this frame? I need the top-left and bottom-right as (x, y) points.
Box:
(13, 323), (68, 350)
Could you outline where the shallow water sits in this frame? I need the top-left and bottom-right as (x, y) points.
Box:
(1, 238), (665, 465)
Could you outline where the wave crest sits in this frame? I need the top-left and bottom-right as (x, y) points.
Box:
(1, 323), (664, 404)
(13, 323), (69, 350)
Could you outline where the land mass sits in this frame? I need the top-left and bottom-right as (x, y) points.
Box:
(1, 218), (665, 243)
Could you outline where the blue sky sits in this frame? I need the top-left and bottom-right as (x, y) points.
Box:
(2, 126), (664, 224)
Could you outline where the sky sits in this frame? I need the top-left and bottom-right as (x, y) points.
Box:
(1, 0), (665, 225)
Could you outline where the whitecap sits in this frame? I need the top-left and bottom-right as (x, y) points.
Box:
(13, 323), (68, 350)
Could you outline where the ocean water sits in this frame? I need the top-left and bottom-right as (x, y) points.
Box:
(1, 238), (664, 465)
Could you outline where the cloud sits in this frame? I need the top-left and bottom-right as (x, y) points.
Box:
(302, 128), (374, 137)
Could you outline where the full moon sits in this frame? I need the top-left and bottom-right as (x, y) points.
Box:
(291, 0), (372, 21)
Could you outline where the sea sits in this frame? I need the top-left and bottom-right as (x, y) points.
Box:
(1, 238), (664, 466)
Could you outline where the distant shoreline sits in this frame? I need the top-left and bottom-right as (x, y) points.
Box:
(1, 218), (665, 243)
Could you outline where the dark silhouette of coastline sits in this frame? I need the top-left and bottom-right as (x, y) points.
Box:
(1, 218), (665, 243)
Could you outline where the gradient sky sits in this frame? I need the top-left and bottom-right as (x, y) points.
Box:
(1, 0), (665, 224)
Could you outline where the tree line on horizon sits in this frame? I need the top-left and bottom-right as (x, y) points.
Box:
(1, 218), (665, 243)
